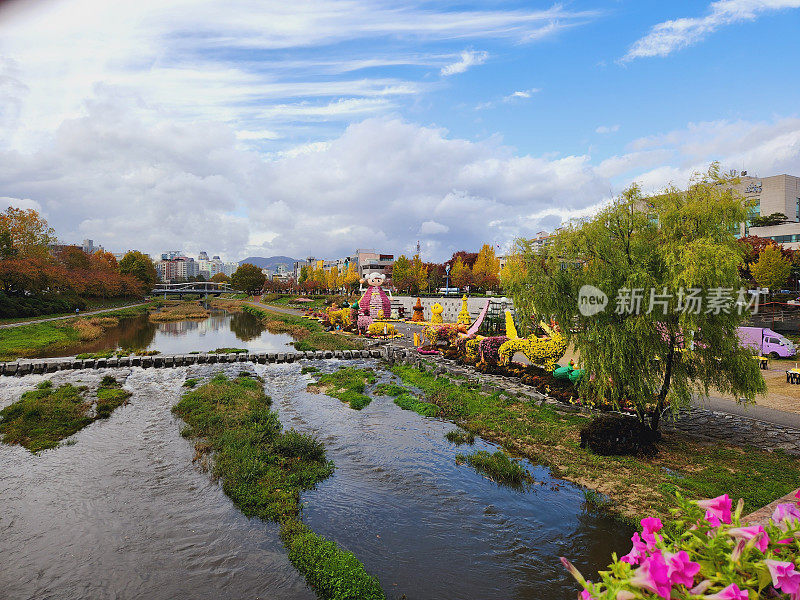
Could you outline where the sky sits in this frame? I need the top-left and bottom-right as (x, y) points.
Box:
(1, 0), (800, 262)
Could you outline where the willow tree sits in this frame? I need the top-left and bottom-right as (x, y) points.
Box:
(506, 165), (765, 433)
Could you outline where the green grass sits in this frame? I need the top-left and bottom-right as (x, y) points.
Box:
(301, 366), (320, 374)
(445, 429), (475, 445)
(173, 375), (384, 600)
(209, 347), (248, 354)
(75, 351), (115, 359)
(183, 378), (200, 388)
(374, 383), (409, 397)
(309, 367), (376, 410)
(456, 450), (533, 487)
(0, 376), (130, 452)
(242, 305), (363, 352)
(392, 392), (441, 417)
(389, 364), (800, 521)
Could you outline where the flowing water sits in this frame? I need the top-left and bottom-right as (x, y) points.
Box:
(32, 309), (296, 358)
(0, 361), (633, 600)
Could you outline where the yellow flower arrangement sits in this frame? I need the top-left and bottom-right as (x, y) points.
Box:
(457, 295), (471, 326)
(430, 303), (444, 324)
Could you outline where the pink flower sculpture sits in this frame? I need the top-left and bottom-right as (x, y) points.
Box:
(665, 550), (700, 588)
(703, 583), (749, 600)
(765, 560), (800, 597)
(629, 550), (672, 599)
(726, 525), (769, 553)
(795, 488), (800, 505)
(697, 494), (732, 527)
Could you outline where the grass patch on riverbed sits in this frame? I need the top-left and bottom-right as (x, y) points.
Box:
(374, 382), (440, 416)
(0, 376), (130, 452)
(242, 305), (363, 352)
(389, 364), (800, 521)
(173, 374), (385, 600)
(308, 367), (376, 410)
(456, 450), (533, 488)
(148, 301), (209, 322)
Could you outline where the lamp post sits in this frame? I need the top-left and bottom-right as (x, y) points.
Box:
(445, 263), (451, 295)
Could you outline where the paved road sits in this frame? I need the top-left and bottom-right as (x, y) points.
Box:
(0, 303), (148, 330)
(692, 395), (800, 429)
(245, 301), (305, 316)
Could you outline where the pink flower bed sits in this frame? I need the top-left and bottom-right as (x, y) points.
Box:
(563, 489), (800, 599)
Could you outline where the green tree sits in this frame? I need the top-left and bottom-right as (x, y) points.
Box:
(751, 245), (792, 292)
(119, 251), (157, 287)
(0, 230), (18, 259)
(231, 263), (266, 294)
(751, 212), (788, 227)
(299, 265), (308, 285)
(505, 164), (765, 434)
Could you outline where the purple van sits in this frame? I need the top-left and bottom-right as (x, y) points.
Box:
(737, 327), (797, 358)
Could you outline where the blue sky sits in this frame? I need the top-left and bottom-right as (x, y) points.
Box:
(1, 0), (800, 261)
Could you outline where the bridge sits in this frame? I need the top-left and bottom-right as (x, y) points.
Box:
(151, 282), (236, 298)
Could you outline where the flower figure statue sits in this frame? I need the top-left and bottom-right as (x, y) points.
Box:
(457, 295), (471, 326)
(430, 303), (444, 324)
(358, 272), (391, 330)
(411, 297), (425, 322)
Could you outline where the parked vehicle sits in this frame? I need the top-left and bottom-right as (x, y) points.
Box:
(737, 326), (796, 358)
(437, 287), (460, 295)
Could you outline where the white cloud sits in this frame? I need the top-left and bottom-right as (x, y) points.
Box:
(441, 50), (489, 76)
(503, 88), (540, 102)
(595, 124), (620, 134)
(419, 221), (449, 235)
(623, 0), (800, 61)
(0, 196), (42, 213)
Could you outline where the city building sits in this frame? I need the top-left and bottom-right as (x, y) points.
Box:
(729, 174), (800, 249)
(155, 253), (199, 282)
(350, 249), (394, 278)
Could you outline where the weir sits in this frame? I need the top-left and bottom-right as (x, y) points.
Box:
(0, 348), (385, 376)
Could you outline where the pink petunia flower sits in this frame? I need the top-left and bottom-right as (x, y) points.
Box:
(726, 525), (769, 553)
(765, 560), (800, 596)
(773, 503), (800, 530)
(580, 589), (593, 600)
(702, 583), (749, 599)
(664, 550), (700, 588)
(641, 517), (663, 548)
(620, 532), (649, 565)
(697, 494), (732, 527)
(630, 550), (672, 599)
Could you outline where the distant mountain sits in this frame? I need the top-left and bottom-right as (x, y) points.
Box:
(238, 256), (299, 270)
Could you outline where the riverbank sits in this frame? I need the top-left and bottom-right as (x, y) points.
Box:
(0, 303), (160, 361)
(0, 299), (149, 328)
(173, 373), (384, 600)
(242, 304), (364, 352)
(388, 363), (800, 523)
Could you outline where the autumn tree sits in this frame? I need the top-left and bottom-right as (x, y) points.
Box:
(450, 256), (472, 290)
(751, 245), (792, 293)
(119, 251), (158, 287)
(472, 244), (500, 291)
(231, 263), (266, 294)
(390, 255), (412, 292)
(211, 272), (230, 284)
(344, 263), (360, 292)
(0, 207), (56, 258)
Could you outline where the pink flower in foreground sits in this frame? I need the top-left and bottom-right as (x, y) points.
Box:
(702, 583), (749, 599)
(664, 550), (700, 587)
(726, 525), (769, 553)
(580, 589), (593, 600)
(620, 532), (649, 565)
(630, 550), (672, 599)
(697, 494), (732, 527)
(641, 517), (663, 548)
(766, 560), (800, 596)
(773, 502), (800, 529)
(795, 488), (800, 504)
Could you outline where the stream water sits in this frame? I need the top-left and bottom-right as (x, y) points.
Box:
(31, 309), (296, 358)
(0, 361), (633, 600)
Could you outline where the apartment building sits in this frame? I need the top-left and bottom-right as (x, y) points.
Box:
(731, 174), (800, 249)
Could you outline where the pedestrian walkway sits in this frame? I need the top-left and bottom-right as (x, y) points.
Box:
(0, 303), (147, 330)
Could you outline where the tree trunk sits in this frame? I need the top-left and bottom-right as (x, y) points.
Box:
(650, 340), (676, 432)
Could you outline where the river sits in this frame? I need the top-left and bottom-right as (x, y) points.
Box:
(0, 359), (632, 600)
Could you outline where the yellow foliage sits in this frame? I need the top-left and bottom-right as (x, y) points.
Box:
(457, 295), (471, 325)
(504, 310), (518, 339)
(367, 322), (397, 336)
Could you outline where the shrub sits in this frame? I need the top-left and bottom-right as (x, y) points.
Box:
(445, 429), (475, 445)
(579, 415), (660, 456)
(455, 450), (532, 487)
(274, 429), (326, 462)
